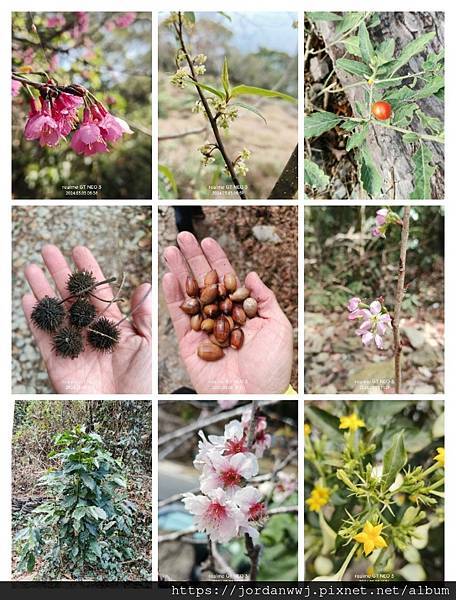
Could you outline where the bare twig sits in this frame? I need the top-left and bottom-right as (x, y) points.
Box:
(159, 126), (208, 141)
(392, 206), (411, 393)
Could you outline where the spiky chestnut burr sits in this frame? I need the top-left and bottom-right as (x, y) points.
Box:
(52, 326), (84, 359)
(31, 296), (65, 332)
(66, 270), (97, 296)
(87, 317), (120, 352)
(69, 298), (97, 328)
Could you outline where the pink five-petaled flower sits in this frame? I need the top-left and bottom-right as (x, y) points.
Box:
(71, 109), (108, 156)
(200, 452), (258, 496)
(355, 300), (392, 349)
(194, 420), (248, 471)
(183, 488), (247, 544)
(241, 412), (272, 458)
(371, 208), (389, 238)
(375, 208), (388, 226)
(347, 296), (361, 313)
(24, 99), (61, 147)
(90, 104), (133, 143)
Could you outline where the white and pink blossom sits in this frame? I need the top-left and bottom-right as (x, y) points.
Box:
(200, 452), (258, 495)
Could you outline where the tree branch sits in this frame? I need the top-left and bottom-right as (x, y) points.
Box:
(392, 206), (411, 393)
(174, 13), (246, 199)
(268, 144), (298, 199)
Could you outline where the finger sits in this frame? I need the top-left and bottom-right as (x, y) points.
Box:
(245, 271), (282, 318)
(71, 246), (122, 319)
(163, 245), (190, 295)
(41, 244), (73, 299)
(22, 293), (53, 361)
(162, 272), (190, 341)
(200, 237), (238, 283)
(24, 263), (56, 300)
(130, 283), (152, 339)
(176, 231), (211, 286)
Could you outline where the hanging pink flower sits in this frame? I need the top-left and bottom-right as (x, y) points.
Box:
(70, 109), (108, 156)
(12, 79), (21, 97)
(183, 489), (247, 543)
(354, 300), (392, 349)
(24, 99), (61, 147)
(91, 103), (133, 143)
(347, 297), (361, 312)
(46, 14), (66, 28)
(52, 92), (83, 136)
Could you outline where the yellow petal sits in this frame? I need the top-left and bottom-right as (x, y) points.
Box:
(376, 535), (387, 549)
(354, 532), (368, 544)
(364, 540), (375, 555)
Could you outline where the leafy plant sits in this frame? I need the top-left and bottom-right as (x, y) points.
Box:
(15, 425), (136, 579)
(305, 12), (444, 199)
(305, 401), (444, 581)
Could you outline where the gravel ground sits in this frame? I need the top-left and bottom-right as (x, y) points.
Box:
(12, 206), (152, 394)
(158, 206), (299, 393)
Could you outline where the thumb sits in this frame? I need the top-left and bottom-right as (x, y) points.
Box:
(130, 283), (152, 339)
(244, 272), (282, 318)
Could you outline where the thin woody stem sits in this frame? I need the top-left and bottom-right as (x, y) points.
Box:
(392, 206), (411, 393)
(245, 400), (260, 581)
(174, 13), (246, 199)
(11, 73), (87, 98)
(57, 276), (117, 305)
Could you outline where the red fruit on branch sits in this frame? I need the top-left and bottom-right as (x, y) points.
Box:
(371, 101), (392, 121)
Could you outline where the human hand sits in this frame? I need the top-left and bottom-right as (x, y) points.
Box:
(162, 232), (293, 394)
(22, 244), (152, 394)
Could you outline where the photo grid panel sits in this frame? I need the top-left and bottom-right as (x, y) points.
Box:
(7, 6), (448, 590)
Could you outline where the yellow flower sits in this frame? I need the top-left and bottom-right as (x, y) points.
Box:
(304, 423), (312, 436)
(339, 413), (365, 432)
(306, 485), (330, 512)
(434, 447), (445, 468)
(354, 521), (388, 556)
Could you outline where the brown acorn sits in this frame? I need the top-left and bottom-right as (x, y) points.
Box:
(219, 298), (233, 315)
(243, 297), (258, 318)
(214, 316), (230, 343)
(203, 303), (219, 318)
(180, 298), (200, 315)
(197, 341), (224, 361)
(230, 287), (250, 302)
(186, 276), (199, 298)
(190, 314), (203, 331)
(224, 273), (237, 294)
(200, 284), (218, 306)
(209, 334), (230, 348)
(201, 318), (215, 333)
(232, 305), (247, 326)
(230, 328), (244, 350)
(204, 270), (219, 286)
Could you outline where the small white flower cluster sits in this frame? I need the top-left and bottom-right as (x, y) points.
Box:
(170, 67), (189, 88)
(183, 415), (271, 544)
(198, 142), (217, 166)
(209, 98), (238, 129)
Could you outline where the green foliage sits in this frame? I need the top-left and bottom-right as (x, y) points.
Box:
(16, 426), (136, 579)
(305, 11), (444, 199)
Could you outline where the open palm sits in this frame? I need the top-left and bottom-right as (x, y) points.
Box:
(162, 232), (293, 394)
(22, 245), (152, 394)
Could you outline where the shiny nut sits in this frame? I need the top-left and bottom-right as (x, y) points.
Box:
(180, 298), (200, 315)
(229, 287), (250, 302)
(224, 273), (237, 294)
(185, 275), (199, 298)
(243, 297), (258, 319)
(230, 328), (244, 350)
(197, 341), (224, 361)
(190, 314), (203, 331)
(201, 318), (215, 333)
(219, 298), (233, 315)
(214, 315), (230, 343)
(218, 283), (227, 298)
(225, 315), (235, 332)
(204, 270), (219, 286)
(200, 284), (218, 306)
(209, 334), (230, 348)
(232, 305), (247, 325)
(202, 303), (219, 318)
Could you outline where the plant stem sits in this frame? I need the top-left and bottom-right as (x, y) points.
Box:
(309, 12), (372, 56)
(174, 13), (246, 199)
(11, 73), (86, 97)
(245, 400), (260, 581)
(392, 206), (411, 393)
(372, 121), (444, 144)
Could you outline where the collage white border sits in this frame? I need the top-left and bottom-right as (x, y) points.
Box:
(0, 0), (454, 584)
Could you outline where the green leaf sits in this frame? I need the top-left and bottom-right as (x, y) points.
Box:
(89, 539), (102, 558)
(183, 12), (195, 25)
(340, 120), (358, 131)
(73, 506), (87, 520)
(26, 552), (36, 572)
(81, 472), (96, 491)
(305, 406), (343, 440)
(359, 147), (382, 196)
(382, 431), (407, 490)
(217, 11), (232, 22)
(221, 57), (231, 99)
(158, 164), (178, 196)
(232, 101), (267, 124)
(410, 143), (435, 200)
(112, 475), (127, 488)
(304, 159), (329, 190)
(416, 109), (443, 135)
(88, 506), (107, 520)
(376, 39), (395, 65)
(336, 58), (371, 77)
(187, 79), (225, 99)
(346, 124), (368, 151)
(412, 75), (444, 101)
(358, 22), (375, 65)
(342, 37), (361, 58)
(230, 84), (297, 103)
(392, 103), (418, 128)
(304, 111), (342, 138)
(336, 12), (364, 35)
(308, 12), (342, 22)
(389, 32), (436, 76)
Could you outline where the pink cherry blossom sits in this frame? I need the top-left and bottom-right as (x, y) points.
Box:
(71, 109), (108, 156)
(234, 486), (266, 522)
(200, 452), (258, 495)
(12, 79), (21, 97)
(106, 12), (137, 31)
(24, 99), (61, 147)
(183, 489), (245, 543)
(194, 419), (248, 471)
(273, 472), (297, 503)
(46, 15), (66, 28)
(241, 412), (272, 457)
(52, 93), (83, 136)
